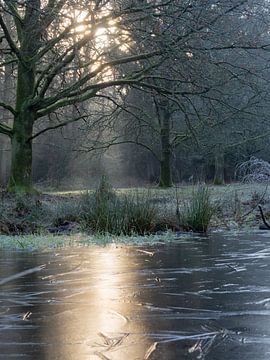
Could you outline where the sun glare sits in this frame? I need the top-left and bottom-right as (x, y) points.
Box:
(73, 10), (89, 35)
(95, 27), (109, 49)
(59, 6), (133, 82)
(71, 10), (130, 53)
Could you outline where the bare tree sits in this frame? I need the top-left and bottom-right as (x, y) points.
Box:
(0, 0), (268, 191)
(100, 0), (270, 186)
(0, 0), (173, 191)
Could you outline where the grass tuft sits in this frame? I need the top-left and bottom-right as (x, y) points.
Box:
(80, 178), (156, 235)
(177, 186), (215, 233)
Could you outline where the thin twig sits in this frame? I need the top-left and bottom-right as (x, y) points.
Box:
(258, 205), (270, 229)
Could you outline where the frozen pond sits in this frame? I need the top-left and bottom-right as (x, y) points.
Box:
(1, 232), (270, 359)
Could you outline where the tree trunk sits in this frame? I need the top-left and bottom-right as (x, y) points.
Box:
(0, 135), (11, 187)
(159, 153), (172, 187)
(213, 151), (225, 185)
(0, 15), (13, 186)
(5, 1), (41, 192)
(158, 99), (172, 187)
(7, 112), (34, 192)
(7, 60), (36, 192)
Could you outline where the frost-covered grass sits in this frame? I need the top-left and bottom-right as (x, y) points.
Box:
(0, 231), (195, 251)
(47, 183), (270, 207)
(0, 182), (269, 249)
(0, 234), (73, 250)
(177, 186), (215, 232)
(80, 179), (157, 235)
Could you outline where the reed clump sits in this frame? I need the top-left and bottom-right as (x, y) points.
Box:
(80, 177), (156, 235)
(177, 186), (214, 233)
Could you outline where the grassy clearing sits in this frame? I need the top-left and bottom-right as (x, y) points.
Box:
(0, 182), (268, 242)
(45, 182), (270, 202)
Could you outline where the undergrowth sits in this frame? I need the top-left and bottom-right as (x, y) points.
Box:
(1, 180), (265, 238)
(177, 186), (215, 233)
(80, 176), (156, 235)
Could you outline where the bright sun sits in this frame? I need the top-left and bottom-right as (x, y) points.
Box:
(71, 9), (130, 52)
(59, 7), (132, 81)
(70, 9), (111, 47)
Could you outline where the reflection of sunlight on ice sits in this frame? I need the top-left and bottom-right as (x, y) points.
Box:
(49, 247), (151, 359)
(94, 250), (128, 332)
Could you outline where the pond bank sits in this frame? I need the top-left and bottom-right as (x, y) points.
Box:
(0, 183), (268, 244)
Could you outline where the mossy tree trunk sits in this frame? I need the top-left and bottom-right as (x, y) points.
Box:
(7, 62), (37, 192)
(156, 98), (173, 187)
(0, 14), (13, 186)
(7, 111), (35, 192)
(0, 63), (12, 185)
(6, 2), (40, 192)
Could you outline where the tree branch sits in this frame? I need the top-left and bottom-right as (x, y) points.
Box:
(40, 0), (66, 30)
(0, 15), (22, 62)
(28, 114), (88, 142)
(2, 1), (23, 24)
(258, 205), (270, 230)
(79, 138), (160, 161)
(0, 102), (17, 116)
(36, 48), (161, 103)
(0, 122), (13, 137)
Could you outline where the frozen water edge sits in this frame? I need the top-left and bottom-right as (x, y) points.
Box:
(1, 232), (270, 359)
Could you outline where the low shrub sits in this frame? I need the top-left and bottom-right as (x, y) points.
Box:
(51, 198), (81, 226)
(177, 186), (215, 233)
(13, 194), (44, 221)
(121, 193), (157, 235)
(236, 157), (270, 183)
(80, 178), (156, 235)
